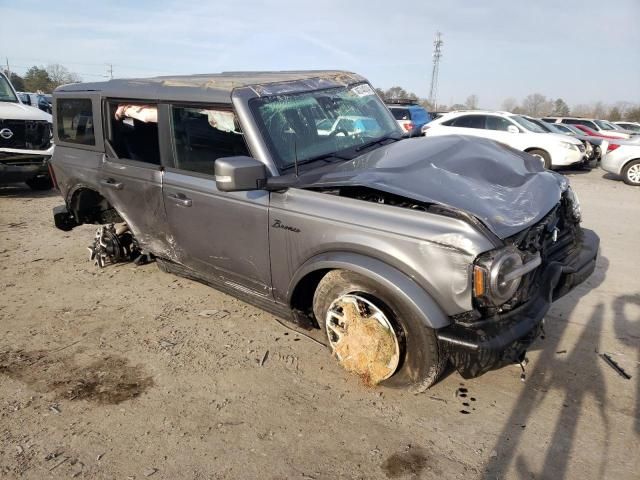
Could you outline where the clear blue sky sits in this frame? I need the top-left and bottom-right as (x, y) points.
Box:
(1, 0), (638, 108)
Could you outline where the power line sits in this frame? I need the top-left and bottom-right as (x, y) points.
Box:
(429, 32), (444, 111)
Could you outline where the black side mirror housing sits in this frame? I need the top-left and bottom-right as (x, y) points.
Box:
(215, 156), (267, 192)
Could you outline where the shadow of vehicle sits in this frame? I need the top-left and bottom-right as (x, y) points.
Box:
(0, 184), (59, 199)
(612, 294), (640, 435)
(483, 254), (609, 479)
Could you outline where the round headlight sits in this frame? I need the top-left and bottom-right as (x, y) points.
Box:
(488, 250), (523, 305)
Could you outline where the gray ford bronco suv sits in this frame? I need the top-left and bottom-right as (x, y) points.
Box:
(50, 71), (599, 390)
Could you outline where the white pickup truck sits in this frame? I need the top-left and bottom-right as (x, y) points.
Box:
(0, 72), (54, 189)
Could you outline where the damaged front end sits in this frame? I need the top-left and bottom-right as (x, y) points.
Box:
(436, 188), (599, 378)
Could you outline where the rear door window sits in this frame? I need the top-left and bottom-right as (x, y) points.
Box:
(486, 115), (514, 131)
(57, 98), (95, 145)
(448, 115), (485, 129)
(170, 106), (249, 175)
(107, 102), (160, 164)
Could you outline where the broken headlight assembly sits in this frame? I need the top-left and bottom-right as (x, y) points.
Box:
(564, 186), (581, 223)
(473, 247), (541, 308)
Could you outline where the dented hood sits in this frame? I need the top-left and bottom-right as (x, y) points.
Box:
(289, 135), (568, 239)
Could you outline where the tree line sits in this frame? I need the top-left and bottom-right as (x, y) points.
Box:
(2, 64), (81, 93)
(376, 86), (640, 122)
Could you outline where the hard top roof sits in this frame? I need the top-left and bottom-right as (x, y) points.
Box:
(54, 70), (365, 104)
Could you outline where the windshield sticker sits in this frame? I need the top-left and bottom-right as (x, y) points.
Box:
(350, 84), (375, 97)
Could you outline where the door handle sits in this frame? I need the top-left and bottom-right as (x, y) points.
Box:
(167, 193), (192, 207)
(100, 178), (123, 190)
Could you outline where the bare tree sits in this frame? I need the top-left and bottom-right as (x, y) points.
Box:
(465, 94), (479, 110)
(571, 104), (592, 117)
(591, 101), (606, 119)
(46, 64), (81, 88)
(501, 97), (518, 112)
(521, 93), (553, 117)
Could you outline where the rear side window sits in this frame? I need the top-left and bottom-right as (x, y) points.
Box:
(563, 119), (597, 129)
(170, 106), (249, 175)
(108, 102), (160, 164)
(57, 98), (95, 145)
(390, 108), (411, 120)
(446, 115), (485, 129)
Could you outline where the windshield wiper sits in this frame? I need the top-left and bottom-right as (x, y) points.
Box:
(355, 134), (402, 152)
(281, 152), (350, 171)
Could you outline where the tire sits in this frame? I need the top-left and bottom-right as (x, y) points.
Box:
(25, 175), (53, 191)
(528, 149), (551, 169)
(622, 159), (640, 186)
(312, 269), (446, 391)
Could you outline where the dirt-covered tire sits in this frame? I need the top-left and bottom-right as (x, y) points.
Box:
(622, 159), (640, 186)
(313, 269), (446, 391)
(528, 149), (551, 169)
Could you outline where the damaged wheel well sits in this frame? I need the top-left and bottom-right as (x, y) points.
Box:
(290, 269), (331, 328)
(69, 188), (123, 225)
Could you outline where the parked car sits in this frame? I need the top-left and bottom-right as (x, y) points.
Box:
(423, 110), (587, 169)
(601, 141), (640, 186)
(0, 72), (54, 189)
(614, 121), (640, 133)
(548, 122), (608, 162)
(543, 117), (632, 139)
(522, 117), (599, 167)
(50, 71), (599, 389)
(386, 100), (431, 137)
(17, 91), (53, 114)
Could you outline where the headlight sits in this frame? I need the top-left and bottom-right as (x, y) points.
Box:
(474, 248), (523, 306)
(560, 141), (578, 151)
(565, 186), (581, 222)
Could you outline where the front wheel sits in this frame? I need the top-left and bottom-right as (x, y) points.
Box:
(622, 160), (640, 186)
(528, 149), (551, 169)
(312, 270), (446, 391)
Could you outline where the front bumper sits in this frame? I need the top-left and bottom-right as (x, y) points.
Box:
(0, 155), (50, 184)
(436, 228), (599, 379)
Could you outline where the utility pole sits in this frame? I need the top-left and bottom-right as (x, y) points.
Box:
(428, 32), (443, 112)
(106, 64), (113, 79)
(5, 57), (10, 77)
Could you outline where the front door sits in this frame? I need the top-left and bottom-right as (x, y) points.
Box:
(161, 104), (272, 296)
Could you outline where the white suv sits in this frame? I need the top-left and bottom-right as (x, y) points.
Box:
(423, 111), (586, 169)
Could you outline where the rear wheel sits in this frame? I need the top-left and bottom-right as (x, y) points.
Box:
(528, 149), (551, 169)
(622, 159), (640, 186)
(312, 270), (446, 391)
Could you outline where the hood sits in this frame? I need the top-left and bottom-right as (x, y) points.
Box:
(286, 135), (567, 239)
(543, 132), (582, 145)
(571, 134), (603, 146)
(0, 102), (52, 122)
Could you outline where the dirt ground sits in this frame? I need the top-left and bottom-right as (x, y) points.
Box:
(0, 167), (638, 479)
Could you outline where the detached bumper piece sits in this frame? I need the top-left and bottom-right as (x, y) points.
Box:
(437, 228), (599, 379)
(53, 205), (79, 231)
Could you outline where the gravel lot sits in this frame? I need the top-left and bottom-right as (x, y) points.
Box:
(0, 167), (638, 479)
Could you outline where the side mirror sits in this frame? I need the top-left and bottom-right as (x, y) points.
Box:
(507, 125), (520, 134)
(215, 156), (267, 192)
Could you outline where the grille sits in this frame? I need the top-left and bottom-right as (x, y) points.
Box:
(0, 120), (52, 151)
(502, 195), (580, 310)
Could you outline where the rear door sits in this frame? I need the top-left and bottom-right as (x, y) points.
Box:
(99, 100), (173, 257)
(161, 103), (272, 297)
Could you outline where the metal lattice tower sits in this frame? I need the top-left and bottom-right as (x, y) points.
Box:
(428, 32), (444, 110)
